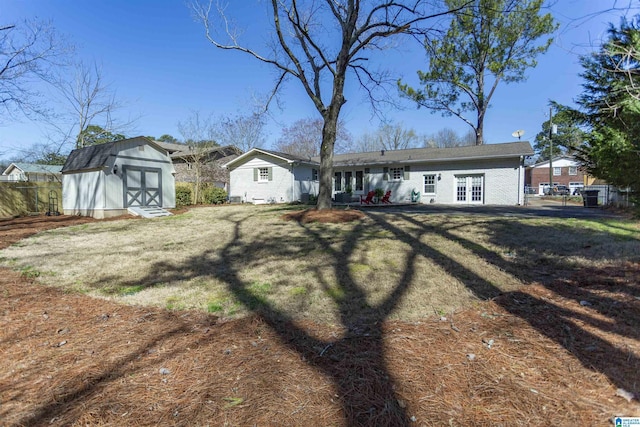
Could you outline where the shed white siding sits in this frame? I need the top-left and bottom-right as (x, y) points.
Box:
(62, 137), (175, 218)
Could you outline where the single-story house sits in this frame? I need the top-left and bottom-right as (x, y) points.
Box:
(225, 142), (534, 205)
(154, 141), (242, 190)
(525, 155), (588, 195)
(224, 148), (319, 204)
(1, 162), (62, 182)
(62, 136), (176, 218)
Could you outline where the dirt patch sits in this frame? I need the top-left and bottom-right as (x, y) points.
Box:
(282, 208), (366, 223)
(0, 214), (639, 426)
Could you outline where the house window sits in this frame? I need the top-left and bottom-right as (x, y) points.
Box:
(424, 174), (436, 194)
(344, 171), (353, 191)
(312, 169), (318, 181)
(569, 166), (577, 175)
(334, 172), (342, 191)
(186, 163), (193, 170)
(553, 167), (561, 176)
(390, 167), (404, 181)
(355, 170), (364, 191)
(258, 167), (269, 182)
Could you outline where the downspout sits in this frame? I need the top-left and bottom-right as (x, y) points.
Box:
(518, 156), (523, 205)
(291, 162), (295, 203)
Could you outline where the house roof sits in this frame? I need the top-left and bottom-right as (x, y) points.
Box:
(224, 147), (314, 168)
(225, 142), (533, 169)
(2, 162), (63, 175)
(315, 141), (534, 167)
(62, 136), (167, 173)
(154, 141), (242, 160)
(531, 155), (578, 168)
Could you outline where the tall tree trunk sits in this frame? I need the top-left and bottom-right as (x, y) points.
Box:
(476, 114), (484, 145)
(316, 58), (347, 210)
(317, 111), (338, 210)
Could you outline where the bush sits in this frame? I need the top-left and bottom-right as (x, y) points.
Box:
(202, 186), (227, 204)
(175, 183), (192, 207)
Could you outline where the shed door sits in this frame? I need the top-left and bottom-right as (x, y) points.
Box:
(123, 166), (162, 207)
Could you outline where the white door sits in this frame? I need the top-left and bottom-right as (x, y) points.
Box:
(456, 175), (484, 204)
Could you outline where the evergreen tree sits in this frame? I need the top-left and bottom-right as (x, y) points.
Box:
(399, 0), (556, 145)
(572, 17), (640, 199)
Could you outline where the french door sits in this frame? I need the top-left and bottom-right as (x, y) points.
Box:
(456, 175), (484, 204)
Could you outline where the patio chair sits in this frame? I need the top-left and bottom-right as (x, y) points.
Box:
(381, 190), (392, 204)
(360, 191), (375, 205)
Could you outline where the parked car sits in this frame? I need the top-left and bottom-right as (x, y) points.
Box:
(544, 185), (570, 196)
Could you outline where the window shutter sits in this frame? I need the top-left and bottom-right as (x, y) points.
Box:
(383, 167), (389, 181)
(268, 167), (273, 181)
(253, 168), (258, 181)
(404, 166), (410, 180)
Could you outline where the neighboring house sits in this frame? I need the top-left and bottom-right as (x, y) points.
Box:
(1, 163), (62, 182)
(62, 136), (176, 219)
(154, 141), (242, 190)
(525, 155), (588, 195)
(225, 142), (533, 205)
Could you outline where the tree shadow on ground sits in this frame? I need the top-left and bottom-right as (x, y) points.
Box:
(381, 212), (640, 397)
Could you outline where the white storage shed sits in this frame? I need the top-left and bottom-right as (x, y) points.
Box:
(62, 137), (176, 218)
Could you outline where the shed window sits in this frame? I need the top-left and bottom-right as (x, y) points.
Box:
(390, 167), (404, 181)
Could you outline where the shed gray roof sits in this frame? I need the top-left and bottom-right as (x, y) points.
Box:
(62, 136), (167, 173)
(313, 141), (534, 167)
(62, 141), (117, 173)
(3, 162), (62, 175)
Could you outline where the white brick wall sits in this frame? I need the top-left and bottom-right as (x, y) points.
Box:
(228, 154), (294, 203)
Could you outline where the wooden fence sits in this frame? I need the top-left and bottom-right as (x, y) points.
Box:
(0, 182), (63, 218)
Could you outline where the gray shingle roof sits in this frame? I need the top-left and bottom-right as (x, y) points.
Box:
(254, 148), (312, 163)
(313, 141), (534, 167)
(5, 163), (63, 174)
(62, 142), (117, 173)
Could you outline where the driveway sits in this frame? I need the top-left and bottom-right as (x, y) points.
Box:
(362, 198), (623, 219)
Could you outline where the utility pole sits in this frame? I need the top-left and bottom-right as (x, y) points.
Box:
(548, 107), (557, 194)
(548, 107), (553, 194)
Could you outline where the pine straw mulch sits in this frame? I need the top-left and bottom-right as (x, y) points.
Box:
(1, 213), (639, 426)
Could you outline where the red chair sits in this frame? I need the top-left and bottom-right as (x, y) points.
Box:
(360, 191), (375, 204)
(381, 190), (392, 204)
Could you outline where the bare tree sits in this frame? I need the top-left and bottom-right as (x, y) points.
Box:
(0, 19), (69, 122)
(192, 0), (461, 209)
(177, 111), (219, 204)
(423, 127), (475, 147)
(353, 122), (419, 151)
(274, 117), (352, 157)
(215, 111), (266, 152)
(47, 61), (135, 150)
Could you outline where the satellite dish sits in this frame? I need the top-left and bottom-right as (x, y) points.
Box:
(511, 130), (525, 140)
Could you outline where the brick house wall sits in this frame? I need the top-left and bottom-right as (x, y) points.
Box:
(525, 156), (587, 194)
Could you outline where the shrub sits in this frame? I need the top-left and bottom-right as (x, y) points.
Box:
(202, 186), (227, 204)
(175, 183), (193, 207)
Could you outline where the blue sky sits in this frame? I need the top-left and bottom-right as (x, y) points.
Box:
(0, 0), (637, 159)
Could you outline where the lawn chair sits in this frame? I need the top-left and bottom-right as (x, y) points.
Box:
(381, 190), (392, 204)
(360, 191), (375, 205)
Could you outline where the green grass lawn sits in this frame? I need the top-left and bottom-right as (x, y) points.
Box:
(1, 205), (638, 324)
